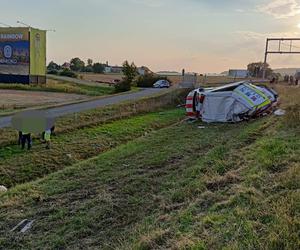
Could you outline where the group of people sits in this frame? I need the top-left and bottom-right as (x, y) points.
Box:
(18, 126), (55, 150)
(283, 75), (299, 85)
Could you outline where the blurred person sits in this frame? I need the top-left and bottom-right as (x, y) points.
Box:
(21, 132), (32, 150)
(18, 131), (22, 145)
(44, 129), (51, 149)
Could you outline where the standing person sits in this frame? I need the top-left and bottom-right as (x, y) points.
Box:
(290, 75), (294, 85)
(21, 132), (31, 150)
(44, 129), (51, 149)
(18, 131), (22, 145)
(50, 125), (55, 136)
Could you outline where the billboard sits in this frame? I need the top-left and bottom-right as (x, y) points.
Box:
(30, 28), (46, 76)
(0, 28), (30, 75)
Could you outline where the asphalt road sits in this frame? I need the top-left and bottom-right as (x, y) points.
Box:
(0, 88), (165, 129)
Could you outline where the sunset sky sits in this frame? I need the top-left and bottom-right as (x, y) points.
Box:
(2, 0), (300, 73)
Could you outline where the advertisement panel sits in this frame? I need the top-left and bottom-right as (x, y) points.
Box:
(0, 28), (30, 75)
(30, 28), (46, 76)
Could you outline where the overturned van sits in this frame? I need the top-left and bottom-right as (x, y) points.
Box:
(186, 81), (278, 123)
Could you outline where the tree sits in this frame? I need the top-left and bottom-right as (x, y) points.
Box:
(92, 63), (105, 73)
(114, 61), (138, 93)
(47, 61), (60, 71)
(70, 57), (85, 72)
(83, 59), (94, 72)
(247, 62), (273, 78)
(87, 58), (93, 67)
(122, 60), (137, 83)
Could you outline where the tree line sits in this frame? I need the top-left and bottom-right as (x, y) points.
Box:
(47, 58), (106, 77)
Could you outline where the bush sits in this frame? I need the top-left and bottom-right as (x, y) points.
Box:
(136, 75), (170, 88)
(114, 80), (131, 93)
(93, 63), (105, 74)
(47, 69), (58, 75)
(59, 69), (78, 78)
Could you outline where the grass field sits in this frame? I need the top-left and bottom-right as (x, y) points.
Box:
(0, 85), (299, 249)
(79, 73), (123, 84)
(78, 73), (251, 87)
(0, 78), (114, 96)
(166, 75), (252, 86)
(0, 90), (86, 115)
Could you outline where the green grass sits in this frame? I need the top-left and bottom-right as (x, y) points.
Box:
(0, 79), (114, 96)
(0, 108), (185, 187)
(0, 88), (188, 147)
(0, 111), (298, 249)
(0, 86), (298, 249)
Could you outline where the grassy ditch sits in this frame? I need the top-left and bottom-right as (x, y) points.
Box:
(0, 110), (299, 249)
(0, 85), (298, 249)
(0, 108), (185, 187)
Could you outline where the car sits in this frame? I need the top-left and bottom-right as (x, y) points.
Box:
(153, 80), (170, 88)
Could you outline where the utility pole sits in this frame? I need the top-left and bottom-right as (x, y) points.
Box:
(263, 39), (269, 79)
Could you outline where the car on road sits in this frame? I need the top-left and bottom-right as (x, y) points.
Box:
(153, 80), (170, 88)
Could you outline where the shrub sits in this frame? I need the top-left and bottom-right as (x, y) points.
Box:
(114, 80), (131, 93)
(136, 75), (170, 88)
(59, 69), (78, 78)
(47, 69), (58, 75)
(92, 63), (105, 74)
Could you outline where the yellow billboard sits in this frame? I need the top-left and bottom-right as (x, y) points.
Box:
(30, 28), (46, 76)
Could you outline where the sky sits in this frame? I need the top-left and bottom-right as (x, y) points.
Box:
(2, 0), (300, 73)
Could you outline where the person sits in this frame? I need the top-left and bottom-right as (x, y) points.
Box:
(18, 131), (22, 145)
(44, 129), (51, 149)
(21, 131), (31, 150)
(41, 125), (55, 142)
(270, 77), (276, 84)
(50, 125), (55, 136)
(289, 75), (294, 85)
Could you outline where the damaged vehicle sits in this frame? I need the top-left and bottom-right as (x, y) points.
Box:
(186, 81), (278, 123)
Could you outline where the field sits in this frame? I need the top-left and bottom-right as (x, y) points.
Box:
(167, 75), (253, 86)
(0, 85), (299, 249)
(79, 73), (123, 84)
(0, 78), (115, 115)
(78, 73), (250, 87)
(0, 78), (114, 96)
(0, 89), (86, 114)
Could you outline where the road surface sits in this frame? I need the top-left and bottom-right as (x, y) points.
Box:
(0, 88), (165, 129)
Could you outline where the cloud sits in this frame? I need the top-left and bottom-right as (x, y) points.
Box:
(232, 30), (300, 67)
(257, 0), (300, 19)
(235, 9), (245, 13)
(130, 0), (165, 7)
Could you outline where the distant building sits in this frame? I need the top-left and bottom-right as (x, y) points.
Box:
(228, 69), (249, 78)
(157, 71), (181, 76)
(62, 62), (71, 70)
(104, 65), (123, 74)
(104, 66), (112, 73)
(137, 66), (152, 76)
